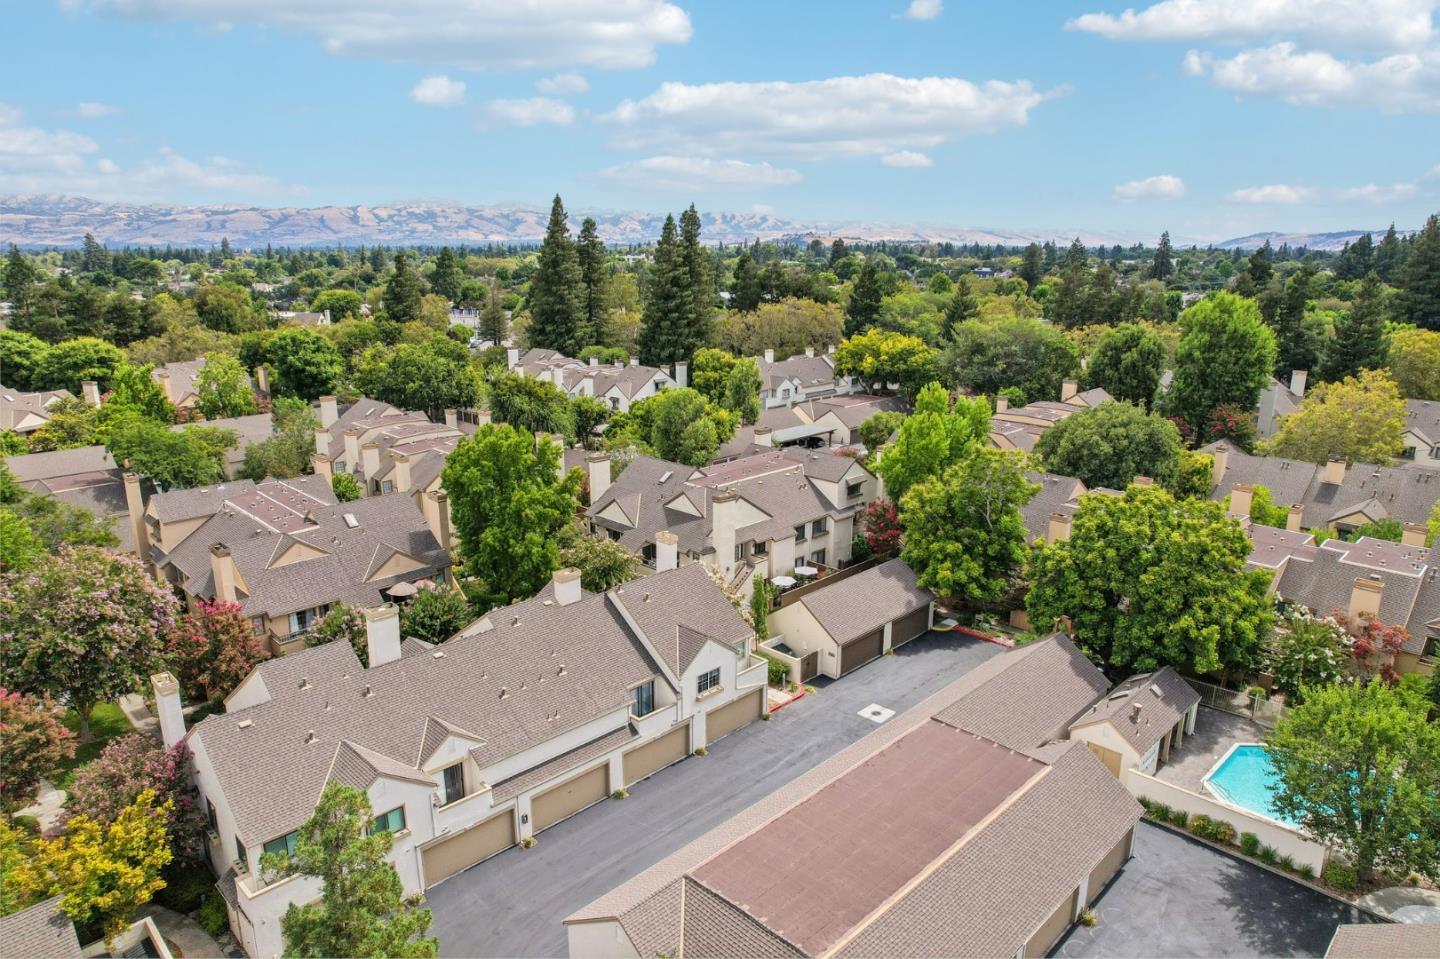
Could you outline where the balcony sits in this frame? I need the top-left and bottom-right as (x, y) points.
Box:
(629, 701), (679, 738)
(737, 654), (768, 690)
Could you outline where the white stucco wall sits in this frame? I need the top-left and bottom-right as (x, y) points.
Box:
(566, 919), (642, 958)
(768, 601), (841, 678)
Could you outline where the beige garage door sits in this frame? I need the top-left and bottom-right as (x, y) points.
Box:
(890, 605), (932, 648)
(624, 724), (689, 785)
(532, 764), (609, 833)
(706, 689), (763, 745)
(421, 809), (515, 887)
(839, 629), (884, 675)
(1087, 828), (1132, 904)
(1024, 889), (1077, 958)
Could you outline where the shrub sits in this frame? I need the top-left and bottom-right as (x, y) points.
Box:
(1323, 861), (1359, 890)
(1187, 813), (1213, 838)
(1212, 820), (1237, 845)
(1239, 832), (1260, 856)
(1168, 808), (1188, 828)
(1296, 864), (1316, 880)
(10, 814), (40, 835)
(1257, 845), (1279, 866)
(610, 789), (628, 800)
(1078, 910), (1097, 928)
(1277, 853), (1296, 871)
(197, 892), (229, 938)
(757, 650), (789, 687)
(66, 734), (206, 861)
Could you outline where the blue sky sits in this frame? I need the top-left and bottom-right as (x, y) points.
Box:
(4, 0), (1438, 241)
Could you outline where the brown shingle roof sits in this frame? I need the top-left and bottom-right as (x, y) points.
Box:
(1325, 923), (1440, 958)
(0, 897), (82, 959)
(1069, 666), (1201, 754)
(794, 558), (930, 646)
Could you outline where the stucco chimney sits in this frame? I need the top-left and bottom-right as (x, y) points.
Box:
(711, 489), (741, 573)
(674, 361), (688, 389)
(154, 369), (175, 404)
(655, 530), (679, 572)
(553, 567), (582, 606)
(1132, 476), (1154, 488)
(764, 348), (775, 364)
(548, 434), (567, 479)
(318, 395), (338, 429)
(342, 427), (362, 470)
(1286, 504), (1304, 533)
(1210, 446), (1229, 488)
(363, 604), (402, 668)
(1347, 576), (1383, 622)
(1289, 369), (1308, 397)
(124, 472), (149, 559)
(805, 347), (815, 358)
(995, 395), (1009, 413)
(254, 364), (269, 395)
(151, 672), (186, 749)
(1047, 512), (1072, 543)
(81, 380), (101, 407)
(1401, 523), (1427, 547)
(1061, 379), (1079, 402)
(444, 408), (458, 430)
(391, 452), (412, 493)
(424, 490), (452, 553)
(506, 347), (521, 370)
(753, 426), (774, 448)
(311, 452), (332, 480)
(587, 452), (611, 503)
(1228, 483), (1253, 519)
(209, 543), (238, 603)
(361, 442), (381, 479)
(1323, 455), (1345, 485)
(589, 355), (598, 368)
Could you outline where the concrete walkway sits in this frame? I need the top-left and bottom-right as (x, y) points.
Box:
(140, 905), (226, 959)
(15, 779), (67, 833)
(1358, 885), (1440, 923)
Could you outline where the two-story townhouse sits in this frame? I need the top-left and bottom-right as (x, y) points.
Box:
(308, 396), (465, 497)
(162, 558), (766, 958)
(755, 348), (857, 409)
(150, 356), (256, 411)
(1, 382), (76, 434)
(988, 382), (1113, 453)
(585, 446), (877, 588)
(1400, 398), (1440, 469)
(506, 348), (678, 414)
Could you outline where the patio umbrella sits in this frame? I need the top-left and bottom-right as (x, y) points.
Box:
(386, 581), (418, 598)
(770, 575), (797, 589)
(794, 566), (819, 576)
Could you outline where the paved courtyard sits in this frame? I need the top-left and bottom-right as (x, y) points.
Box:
(426, 632), (1001, 958)
(1156, 706), (1269, 792)
(1054, 822), (1380, 958)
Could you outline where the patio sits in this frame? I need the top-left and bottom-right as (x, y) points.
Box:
(1154, 706), (1268, 793)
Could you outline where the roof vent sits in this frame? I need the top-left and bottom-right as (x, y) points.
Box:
(343, 513), (360, 528)
(644, 592), (651, 603)
(363, 684), (374, 698)
(237, 719), (254, 730)
(299, 678), (312, 690)
(1131, 703), (1143, 719)
(499, 687), (509, 699)
(432, 650), (446, 659)
(512, 615), (521, 627)
(1149, 684), (1163, 697)
(557, 665), (566, 676)
(543, 599), (554, 606)
(305, 730), (317, 744)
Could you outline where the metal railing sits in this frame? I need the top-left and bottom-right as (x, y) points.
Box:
(1184, 677), (1288, 728)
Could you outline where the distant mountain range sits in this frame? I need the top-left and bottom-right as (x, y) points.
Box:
(0, 194), (1403, 251)
(1212, 230), (1411, 252)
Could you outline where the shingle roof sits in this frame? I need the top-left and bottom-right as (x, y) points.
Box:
(1326, 923), (1440, 958)
(794, 559), (930, 646)
(4, 444), (118, 483)
(0, 897), (82, 959)
(611, 563), (754, 676)
(1069, 666), (1200, 754)
(1402, 399), (1440, 448)
(1020, 471), (1085, 542)
(1275, 537), (1437, 654)
(0, 385), (71, 432)
(757, 353), (838, 391)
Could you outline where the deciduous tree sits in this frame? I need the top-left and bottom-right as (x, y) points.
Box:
(1388, 328), (1440, 401)
(0, 689), (74, 812)
(1165, 293), (1277, 437)
(1035, 402), (1182, 491)
(557, 523), (641, 593)
(872, 383), (989, 500)
(269, 328), (344, 401)
(66, 735), (205, 861)
(946, 316), (1080, 403)
(834, 328), (939, 398)
(487, 372), (575, 439)
(1261, 369), (1405, 465)
(604, 388), (736, 467)
(722, 357), (762, 425)
(398, 588), (470, 645)
(33, 337), (125, 394)
(166, 599), (270, 703)
(194, 352), (258, 420)
(1082, 323), (1166, 408)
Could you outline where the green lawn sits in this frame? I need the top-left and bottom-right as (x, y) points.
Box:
(53, 701), (133, 790)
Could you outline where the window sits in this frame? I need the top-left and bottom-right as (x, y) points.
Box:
(289, 606), (324, 635)
(206, 799), (218, 832)
(1401, 445), (1417, 460)
(811, 518), (828, 537)
(335, 460), (347, 474)
(793, 524), (807, 542)
(235, 836), (248, 873)
(441, 763), (465, 806)
(732, 640), (748, 660)
(846, 481), (864, 499)
(250, 616), (265, 636)
(642, 543), (657, 565)
(752, 540), (768, 556)
(607, 529), (621, 543)
(631, 680), (655, 716)
(697, 668), (721, 695)
(372, 806), (406, 835)
(734, 543), (744, 561)
(381, 480), (394, 493)
(810, 548), (826, 566)
(263, 831), (299, 859)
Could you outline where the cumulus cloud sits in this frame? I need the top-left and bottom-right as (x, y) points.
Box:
(1184, 42), (1440, 112)
(1067, 0), (1435, 53)
(536, 72), (589, 95)
(1112, 174), (1187, 201)
(1226, 184), (1314, 204)
(600, 156), (803, 191)
(483, 97), (576, 127)
(881, 150), (934, 167)
(1337, 181), (1419, 202)
(64, 101), (122, 118)
(69, 0), (692, 70)
(410, 75), (467, 106)
(900, 0), (943, 21)
(605, 74), (1061, 159)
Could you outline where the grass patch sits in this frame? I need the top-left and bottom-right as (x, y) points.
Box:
(53, 701), (132, 790)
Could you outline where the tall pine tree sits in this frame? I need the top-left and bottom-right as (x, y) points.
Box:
(941, 276), (980, 341)
(1148, 231), (1174, 280)
(730, 249), (762, 311)
(1374, 223), (1403, 282)
(638, 215), (697, 366)
(479, 287), (508, 346)
(1268, 264), (1318, 378)
(1019, 242), (1043, 291)
(430, 247), (464, 305)
(1318, 273), (1389, 382)
(844, 259), (883, 336)
(1394, 213), (1440, 331)
(4, 244), (38, 321)
(382, 252), (423, 324)
(679, 205), (713, 349)
(576, 217), (607, 348)
(527, 195), (587, 355)
(1049, 238), (1090, 328)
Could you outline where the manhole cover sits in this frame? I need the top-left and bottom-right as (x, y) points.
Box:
(859, 703), (895, 723)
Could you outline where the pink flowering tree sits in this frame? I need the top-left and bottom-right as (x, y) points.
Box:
(860, 499), (903, 557)
(0, 689), (75, 812)
(66, 733), (206, 860)
(0, 547), (179, 741)
(1330, 610), (1410, 686)
(167, 599), (270, 704)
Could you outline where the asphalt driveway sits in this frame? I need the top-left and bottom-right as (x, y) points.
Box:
(426, 632), (1001, 958)
(1054, 822), (1380, 958)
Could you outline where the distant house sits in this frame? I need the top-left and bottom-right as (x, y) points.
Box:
(4, 444), (135, 548)
(989, 381), (1113, 453)
(274, 309), (331, 327)
(150, 356), (254, 411)
(755, 348), (858, 409)
(1401, 398), (1440, 469)
(507, 348), (677, 414)
(0, 383), (75, 434)
(1257, 370), (1307, 438)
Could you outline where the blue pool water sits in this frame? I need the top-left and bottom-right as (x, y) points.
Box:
(1203, 744), (1302, 828)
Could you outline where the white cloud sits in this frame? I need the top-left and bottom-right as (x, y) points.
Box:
(65, 101), (122, 118)
(0, 103), (98, 175)
(70, 0), (693, 70)
(1337, 181), (1419, 202)
(881, 150), (934, 167)
(605, 74), (1061, 159)
(600, 156), (803, 191)
(1184, 42), (1440, 112)
(483, 97), (576, 127)
(1113, 174), (1187, 200)
(1067, 0), (1435, 53)
(1226, 184), (1315, 204)
(900, 0), (943, 21)
(536, 72), (589, 95)
(410, 75), (466, 107)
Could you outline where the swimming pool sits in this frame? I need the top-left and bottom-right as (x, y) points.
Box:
(1202, 743), (1303, 828)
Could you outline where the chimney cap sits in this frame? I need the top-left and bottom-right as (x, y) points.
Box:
(655, 530), (679, 545)
(151, 671), (180, 697)
(363, 602), (400, 622)
(554, 567), (582, 583)
(209, 542), (232, 557)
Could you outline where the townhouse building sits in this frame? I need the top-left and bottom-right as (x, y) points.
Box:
(755, 347), (858, 409)
(507, 348), (677, 413)
(308, 395), (465, 498)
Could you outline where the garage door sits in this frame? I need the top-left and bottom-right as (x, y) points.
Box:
(624, 724), (689, 785)
(706, 689), (763, 745)
(1023, 889), (1077, 958)
(421, 809), (515, 887)
(1087, 828), (1132, 904)
(532, 764), (609, 833)
(890, 605), (931, 649)
(839, 629), (884, 675)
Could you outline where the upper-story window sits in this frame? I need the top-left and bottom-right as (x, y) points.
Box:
(631, 680), (655, 716)
(372, 806), (406, 835)
(441, 763), (465, 806)
(263, 831), (298, 859)
(381, 480), (394, 493)
(846, 480), (864, 499)
(793, 524), (807, 542)
(732, 640), (748, 660)
(811, 517), (828, 537)
(697, 668), (721, 695)
(235, 836), (249, 873)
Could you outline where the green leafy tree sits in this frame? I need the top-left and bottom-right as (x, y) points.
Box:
(1317, 273), (1389, 383)
(638, 215), (699, 366)
(1018, 243), (1043, 292)
(1049, 238), (1091, 329)
(722, 357), (762, 425)
(106, 362), (174, 423)
(844, 260), (883, 336)
(239, 397), (320, 481)
(1388, 328), (1440, 401)
(441, 424), (581, 609)
(0, 329), (49, 390)
(165, 599), (270, 705)
(106, 417), (236, 489)
(0, 547), (178, 740)
(528, 196), (587, 356)
(1035, 402), (1182, 490)
(486, 372), (575, 439)
(270, 328), (344, 401)
(309, 603), (369, 665)
(715, 298), (843, 358)
(33, 337), (125, 393)
(1268, 681), (1440, 885)
(570, 395), (610, 447)
(939, 276), (980, 342)
(382, 252), (424, 325)
(1027, 486), (1272, 676)
(1261, 369), (1405, 465)
(1223, 483), (1289, 527)
(355, 336), (479, 421)
(310, 289), (363, 323)
(1264, 611), (1349, 702)
(1082, 323), (1167, 408)
(266, 782), (437, 958)
(194, 353), (258, 419)
(900, 448), (1037, 605)
(399, 588), (470, 644)
(0, 690), (75, 812)
(834, 328), (939, 398)
(605, 388), (735, 467)
(858, 410), (906, 453)
(4, 245), (39, 321)
(873, 383), (990, 501)
(1393, 212), (1440, 331)
(0, 512), (45, 573)
(946, 316), (1080, 403)
(24, 396), (100, 451)
(330, 472), (362, 502)
(1165, 293), (1277, 437)
(194, 283), (262, 334)
(428, 248), (464, 305)
(557, 523), (641, 593)
(690, 347), (737, 404)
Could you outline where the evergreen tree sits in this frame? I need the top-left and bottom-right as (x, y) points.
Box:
(1234, 241), (1273, 297)
(829, 237), (848, 265)
(679, 205), (712, 348)
(527, 195), (587, 355)
(1019, 242), (1043, 291)
(1333, 233), (1374, 280)
(429, 247), (464, 305)
(1269, 264), (1318, 377)
(844, 259), (883, 336)
(576, 217), (607, 348)
(381, 252), (423, 325)
(1318, 273), (1389, 382)
(479, 288), (508, 346)
(1049, 238), (1090, 328)
(1148, 231), (1174, 280)
(1394, 213), (1440, 331)
(730, 249), (762, 311)
(637, 215), (697, 366)
(4, 245), (37, 321)
(1374, 223), (1403, 282)
(940, 276), (979, 341)
(80, 233), (110, 275)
